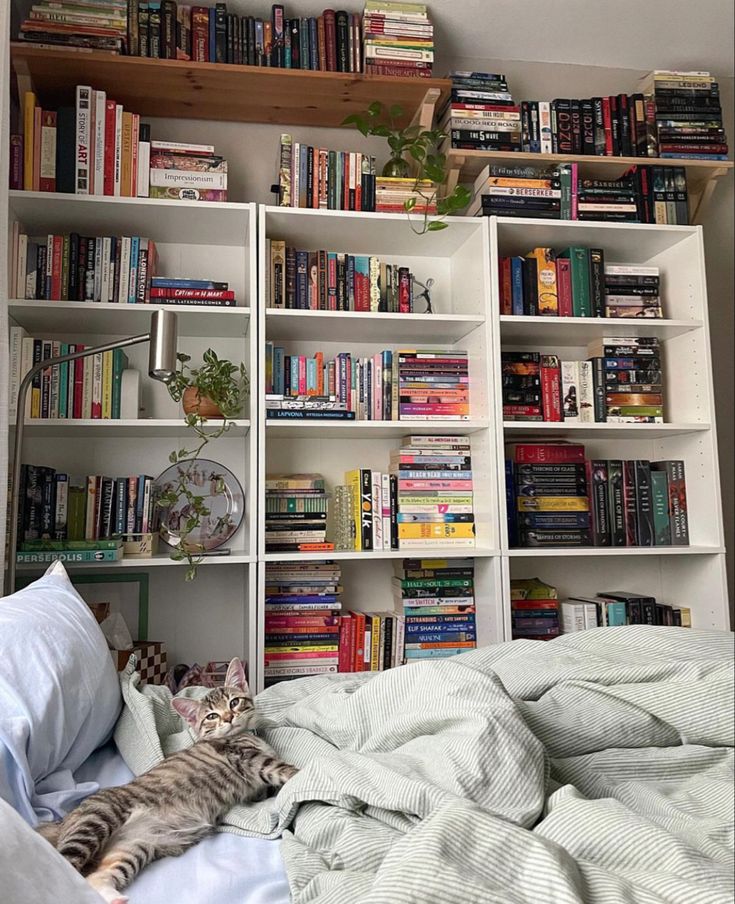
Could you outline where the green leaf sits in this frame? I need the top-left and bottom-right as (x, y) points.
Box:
(368, 101), (382, 116)
(168, 451), (177, 463)
(388, 103), (404, 119)
(404, 197), (416, 211)
(409, 146), (425, 161)
(427, 220), (448, 231)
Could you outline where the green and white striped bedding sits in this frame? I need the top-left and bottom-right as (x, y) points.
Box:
(115, 626), (734, 903)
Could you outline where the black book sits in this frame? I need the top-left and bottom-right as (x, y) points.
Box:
(528, 100), (540, 152)
(68, 233), (79, 301)
(40, 468), (56, 539)
(623, 460), (638, 546)
(139, 3), (150, 56)
(554, 99), (574, 153)
(592, 97), (606, 155)
(522, 257), (538, 315)
(606, 460), (625, 546)
(148, 1), (161, 56)
(335, 10), (349, 72)
(225, 13), (234, 63)
(215, 2), (227, 63)
(590, 358), (607, 422)
(618, 94), (631, 156)
(633, 460), (654, 547)
(609, 95), (620, 155)
(161, 0), (176, 59)
(589, 247), (605, 317)
(581, 99), (595, 155)
(55, 106), (76, 194)
(588, 460), (611, 546)
(570, 99), (583, 154)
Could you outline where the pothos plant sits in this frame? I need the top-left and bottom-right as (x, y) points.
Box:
(342, 102), (471, 234)
(158, 349), (249, 580)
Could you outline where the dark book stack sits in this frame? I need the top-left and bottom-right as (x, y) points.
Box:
(502, 352), (542, 421)
(16, 465), (156, 556)
(440, 72), (520, 152)
(627, 165), (690, 224)
(18, 0), (127, 51)
(363, 1), (433, 78)
(276, 135), (376, 211)
(266, 240), (415, 312)
(392, 435), (475, 549)
(264, 474), (333, 552)
(597, 591), (691, 626)
(398, 350), (470, 421)
(507, 443), (591, 548)
(395, 558), (477, 660)
(149, 277), (235, 307)
(466, 163), (567, 220)
(577, 174), (638, 222)
(510, 578), (559, 640)
(263, 561), (342, 687)
(638, 70), (729, 161)
(587, 337), (663, 423)
(604, 265), (661, 319)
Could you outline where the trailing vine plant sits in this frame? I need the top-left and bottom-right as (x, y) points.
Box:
(158, 350), (249, 580)
(342, 102), (471, 234)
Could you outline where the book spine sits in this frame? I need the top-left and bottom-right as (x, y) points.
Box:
(75, 86), (92, 194)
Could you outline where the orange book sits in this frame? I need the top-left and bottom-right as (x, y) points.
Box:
(120, 112), (133, 197)
(23, 92), (36, 191)
(130, 113), (139, 197)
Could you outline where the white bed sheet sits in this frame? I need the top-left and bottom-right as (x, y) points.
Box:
(73, 744), (291, 904)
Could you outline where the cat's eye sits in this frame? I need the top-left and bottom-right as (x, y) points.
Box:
(229, 698), (242, 709)
(205, 713), (219, 721)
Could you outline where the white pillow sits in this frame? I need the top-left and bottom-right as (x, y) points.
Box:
(0, 562), (121, 824)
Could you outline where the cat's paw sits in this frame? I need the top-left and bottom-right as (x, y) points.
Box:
(88, 880), (127, 904)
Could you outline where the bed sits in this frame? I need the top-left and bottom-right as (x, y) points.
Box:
(1, 563), (733, 904)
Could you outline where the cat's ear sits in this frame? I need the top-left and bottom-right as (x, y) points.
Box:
(225, 658), (248, 692)
(171, 696), (206, 727)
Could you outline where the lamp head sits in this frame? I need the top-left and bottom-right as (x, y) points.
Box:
(148, 309), (178, 383)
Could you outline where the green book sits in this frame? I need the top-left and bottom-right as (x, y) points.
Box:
(20, 539), (122, 551)
(66, 477), (87, 541)
(558, 247), (592, 317)
(111, 348), (129, 420)
(401, 578), (472, 589)
(558, 164), (573, 219)
(16, 548), (123, 564)
(651, 471), (672, 545)
(606, 601), (627, 626)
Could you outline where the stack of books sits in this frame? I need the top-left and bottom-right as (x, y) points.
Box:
(375, 177), (437, 215)
(15, 88), (150, 197)
(9, 327), (128, 421)
(277, 135), (376, 210)
(508, 444), (591, 548)
(563, 592), (691, 629)
(362, 1), (433, 78)
(628, 165), (690, 224)
(17, 0), (127, 51)
(16, 538), (124, 566)
(393, 435), (475, 549)
(510, 578), (560, 641)
(396, 558), (477, 660)
(442, 71), (520, 152)
(604, 265), (662, 319)
(343, 468), (396, 551)
(638, 70), (729, 160)
(397, 349), (470, 421)
(264, 474), (333, 553)
(339, 610), (403, 670)
(263, 561), (342, 686)
(466, 164), (567, 220)
(588, 337), (663, 423)
(265, 241), (415, 312)
(149, 278), (236, 307)
(17, 466), (157, 548)
(9, 228), (158, 303)
(149, 140), (228, 202)
(576, 173), (639, 222)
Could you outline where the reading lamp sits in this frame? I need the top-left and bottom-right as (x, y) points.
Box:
(5, 309), (179, 595)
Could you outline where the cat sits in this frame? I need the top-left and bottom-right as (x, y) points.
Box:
(37, 658), (297, 904)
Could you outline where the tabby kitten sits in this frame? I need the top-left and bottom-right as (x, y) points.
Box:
(38, 658), (297, 904)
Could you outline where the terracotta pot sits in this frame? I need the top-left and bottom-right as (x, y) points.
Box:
(182, 386), (224, 418)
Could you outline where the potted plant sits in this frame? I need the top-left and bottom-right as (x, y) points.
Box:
(157, 349), (249, 580)
(343, 102), (471, 233)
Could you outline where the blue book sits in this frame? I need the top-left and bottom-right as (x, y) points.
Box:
(290, 356), (299, 393)
(300, 17), (309, 68)
(606, 601), (627, 626)
(295, 250), (308, 309)
(308, 17), (318, 70)
(128, 236), (140, 305)
(273, 346), (285, 395)
(265, 595), (340, 604)
(306, 357), (318, 394)
(405, 620), (476, 634)
(151, 278), (229, 289)
(511, 257), (524, 315)
(660, 153), (728, 160)
(408, 631), (477, 644)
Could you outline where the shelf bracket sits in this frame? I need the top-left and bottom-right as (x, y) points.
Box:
(409, 86), (442, 133)
(445, 154), (465, 196)
(689, 168), (730, 225)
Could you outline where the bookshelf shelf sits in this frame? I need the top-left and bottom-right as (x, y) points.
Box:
(263, 548), (499, 562)
(506, 546), (725, 558)
(499, 315), (704, 346)
(12, 419), (251, 437)
(266, 309), (485, 343)
(16, 551), (253, 572)
(502, 422), (710, 439)
(265, 419), (489, 439)
(10, 44), (451, 128)
(8, 300), (250, 338)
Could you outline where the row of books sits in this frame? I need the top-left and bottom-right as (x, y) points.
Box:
(499, 252), (662, 319)
(394, 559), (476, 659)
(505, 442), (689, 549)
(467, 163), (690, 225)
(266, 241), (417, 312)
(9, 327), (129, 421)
(264, 474), (332, 554)
(264, 348), (470, 421)
(13, 87), (228, 202)
(502, 339), (664, 425)
(17, 464), (158, 549)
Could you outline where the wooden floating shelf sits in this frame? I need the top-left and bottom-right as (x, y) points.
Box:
(11, 44), (451, 128)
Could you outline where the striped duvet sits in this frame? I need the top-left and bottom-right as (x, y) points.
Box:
(116, 626), (734, 903)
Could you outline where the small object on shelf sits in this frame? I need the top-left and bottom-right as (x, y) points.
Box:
(121, 533), (160, 559)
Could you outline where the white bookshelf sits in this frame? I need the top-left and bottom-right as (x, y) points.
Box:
(5, 192), (260, 671)
(256, 206), (504, 691)
(488, 216), (729, 631)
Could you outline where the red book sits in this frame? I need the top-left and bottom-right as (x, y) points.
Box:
(398, 268), (411, 313)
(601, 97), (613, 156)
(512, 599), (559, 610)
(319, 148), (329, 209)
(623, 460), (637, 546)
(50, 235), (63, 299)
(73, 352), (85, 418)
(264, 615), (340, 626)
(150, 288), (235, 299)
(337, 614), (353, 672)
(265, 650), (336, 662)
(103, 100), (116, 195)
(312, 147), (319, 210)
(351, 611), (366, 671)
(342, 152), (350, 210)
(324, 9), (337, 70)
(506, 442), (586, 464)
(556, 257), (573, 316)
(317, 14), (327, 70)
(191, 6), (209, 60)
(500, 256), (512, 315)
(9, 135), (23, 190)
(263, 625), (339, 635)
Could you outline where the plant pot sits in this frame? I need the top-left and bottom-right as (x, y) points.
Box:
(382, 155), (410, 178)
(182, 387), (224, 418)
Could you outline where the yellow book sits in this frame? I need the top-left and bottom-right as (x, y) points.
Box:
(678, 606), (692, 627)
(23, 92), (36, 192)
(397, 522), (476, 540)
(526, 248), (558, 315)
(370, 614), (381, 671)
(120, 112), (133, 197)
(101, 350), (113, 419)
(517, 496), (590, 512)
(344, 469), (363, 551)
(510, 577), (558, 600)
